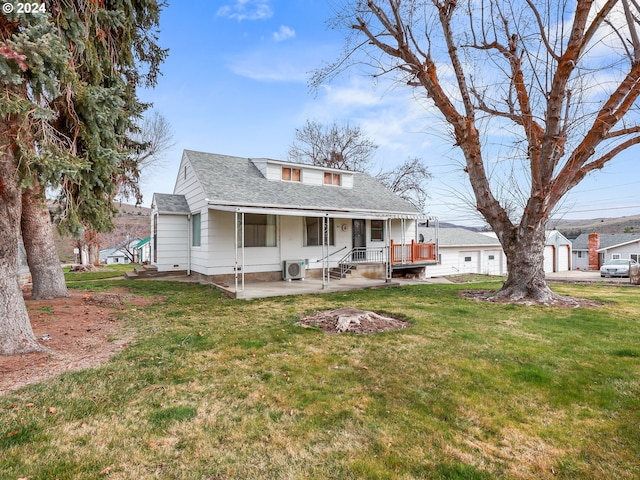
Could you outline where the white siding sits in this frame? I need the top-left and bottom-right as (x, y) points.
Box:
(341, 174), (354, 189)
(572, 250), (589, 270)
(426, 246), (507, 277)
(154, 214), (189, 272)
(304, 170), (324, 186)
(602, 241), (640, 263)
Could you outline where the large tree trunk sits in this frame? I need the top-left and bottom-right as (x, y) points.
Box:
(0, 145), (45, 355)
(21, 184), (69, 300)
(491, 221), (557, 303)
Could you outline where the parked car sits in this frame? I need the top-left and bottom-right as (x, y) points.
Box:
(600, 259), (638, 277)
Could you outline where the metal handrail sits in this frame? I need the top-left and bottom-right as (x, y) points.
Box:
(318, 246), (348, 264)
(338, 247), (388, 277)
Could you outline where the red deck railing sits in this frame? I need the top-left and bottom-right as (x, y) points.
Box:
(391, 240), (436, 264)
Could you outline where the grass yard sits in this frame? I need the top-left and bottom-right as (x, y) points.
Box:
(63, 264), (136, 282)
(1, 280), (639, 479)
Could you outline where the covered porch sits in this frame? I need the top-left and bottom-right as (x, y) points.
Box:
(210, 203), (438, 297)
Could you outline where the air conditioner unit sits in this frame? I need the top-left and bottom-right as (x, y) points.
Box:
(283, 259), (306, 280)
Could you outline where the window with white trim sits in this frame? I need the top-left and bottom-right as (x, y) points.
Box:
(612, 253), (621, 260)
(192, 213), (201, 247)
(370, 220), (384, 242)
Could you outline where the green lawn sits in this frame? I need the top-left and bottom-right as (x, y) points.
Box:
(1, 280), (639, 479)
(63, 263), (136, 282)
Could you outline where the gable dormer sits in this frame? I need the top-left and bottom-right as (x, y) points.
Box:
(250, 159), (354, 189)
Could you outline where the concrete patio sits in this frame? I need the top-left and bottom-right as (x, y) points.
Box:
(208, 274), (456, 300)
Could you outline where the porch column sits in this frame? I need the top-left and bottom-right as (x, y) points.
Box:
(385, 218), (392, 282)
(234, 210), (245, 296)
(322, 215), (330, 289)
(401, 218), (407, 264)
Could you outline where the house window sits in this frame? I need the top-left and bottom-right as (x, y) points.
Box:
(370, 220), (384, 242)
(577, 251), (583, 258)
(324, 172), (341, 185)
(192, 213), (201, 247)
(242, 214), (277, 247)
(632, 254), (640, 262)
(464, 256), (472, 262)
(282, 167), (301, 182)
(612, 253), (621, 260)
(304, 217), (334, 246)
(488, 255), (495, 260)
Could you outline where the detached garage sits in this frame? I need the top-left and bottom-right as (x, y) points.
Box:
(544, 231), (572, 273)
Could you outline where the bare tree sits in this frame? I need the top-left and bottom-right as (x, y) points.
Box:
(314, 0), (640, 303)
(289, 120), (431, 209)
(376, 157), (431, 210)
(288, 120), (377, 171)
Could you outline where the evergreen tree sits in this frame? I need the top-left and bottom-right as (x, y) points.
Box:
(0, 1), (167, 353)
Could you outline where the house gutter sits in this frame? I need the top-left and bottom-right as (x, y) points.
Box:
(204, 200), (435, 220)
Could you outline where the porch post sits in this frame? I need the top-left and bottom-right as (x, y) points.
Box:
(234, 210), (238, 293)
(386, 218), (392, 282)
(322, 214), (330, 289)
(401, 218), (407, 264)
(241, 212), (245, 292)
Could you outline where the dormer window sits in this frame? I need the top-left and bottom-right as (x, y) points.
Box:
(282, 167), (301, 182)
(324, 172), (341, 186)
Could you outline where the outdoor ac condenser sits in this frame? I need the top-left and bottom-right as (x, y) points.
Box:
(283, 259), (306, 280)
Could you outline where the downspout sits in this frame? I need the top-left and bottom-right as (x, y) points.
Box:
(187, 214), (192, 276)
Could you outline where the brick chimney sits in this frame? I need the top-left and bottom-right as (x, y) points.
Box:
(588, 232), (600, 270)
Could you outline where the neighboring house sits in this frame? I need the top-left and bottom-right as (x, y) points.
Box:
(135, 237), (151, 264)
(419, 227), (507, 276)
(571, 232), (640, 270)
(99, 238), (141, 265)
(151, 150), (437, 294)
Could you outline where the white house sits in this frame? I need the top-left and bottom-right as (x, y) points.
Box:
(571, 232), (640, 270)
(150, 150), (437, 295)
(134, 237), (151, 264)
(99, 238), (141, 265)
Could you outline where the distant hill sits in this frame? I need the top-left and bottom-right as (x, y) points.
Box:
(437, 215), (640, 240)
(548, 215), (640, 239)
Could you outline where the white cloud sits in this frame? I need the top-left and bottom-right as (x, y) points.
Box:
(217, 0), (273, 21)
(227, 50), (309, 82)
(273, 25), (296, 42)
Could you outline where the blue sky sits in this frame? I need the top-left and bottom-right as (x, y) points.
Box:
(138, 0), (640, 226)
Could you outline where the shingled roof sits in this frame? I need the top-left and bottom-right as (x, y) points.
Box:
(572, 233), (640, 251)
(420, 227), (501, 246)
(152, 193), (190, 214)
(181, 150), (423, 216)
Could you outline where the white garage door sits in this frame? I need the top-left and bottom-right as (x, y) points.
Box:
(557, 245), (570, 272)
(544, 246), (555, 273)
